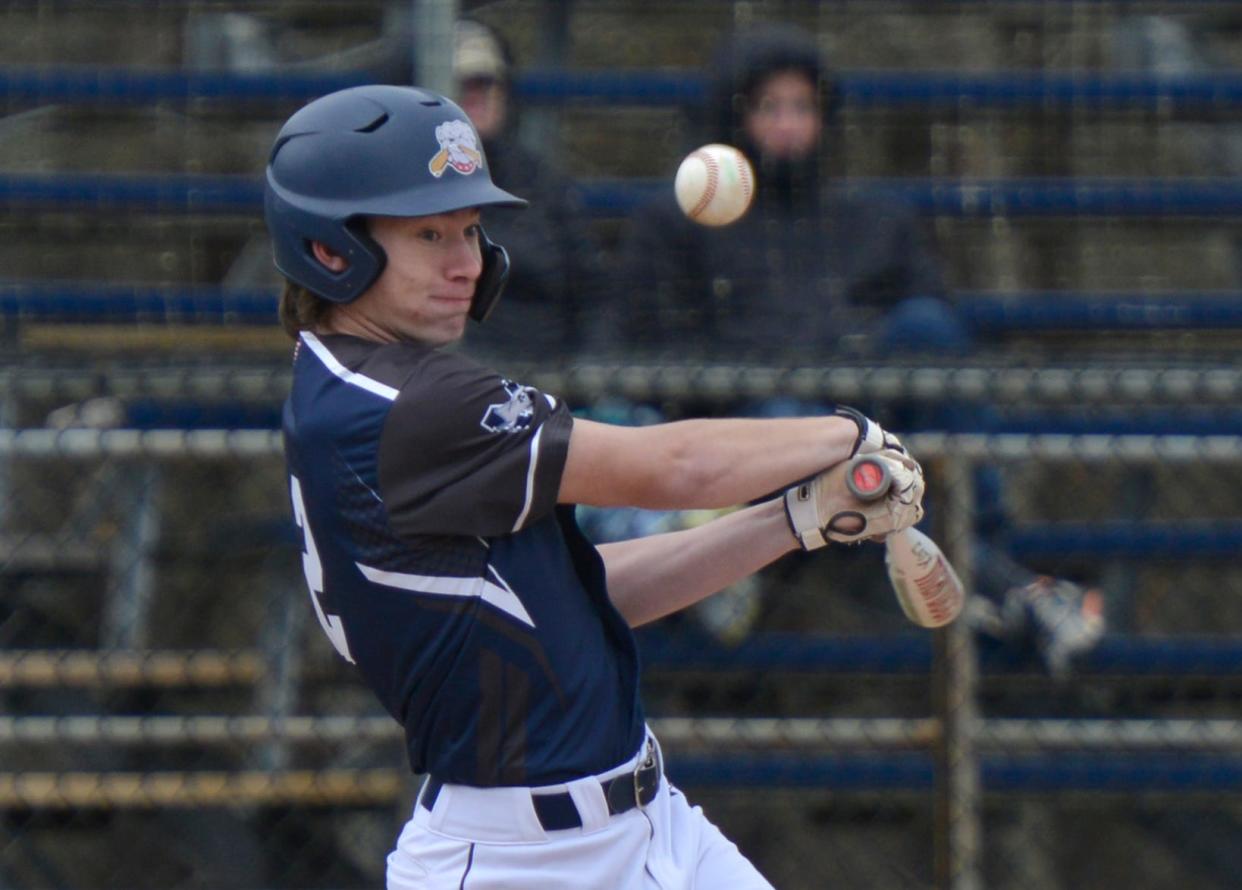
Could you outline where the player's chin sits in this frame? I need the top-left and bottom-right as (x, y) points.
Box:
(427, 296), (471, 315)
(403, 313), (468, 347)
(431, 310), (471, 343)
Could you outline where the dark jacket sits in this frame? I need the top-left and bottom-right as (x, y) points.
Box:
(464, 131), (606, 361)
(607, 24), (945, 361)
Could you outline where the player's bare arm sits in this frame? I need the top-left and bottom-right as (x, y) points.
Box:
(597, 498), (797, 626)
(559, 414), (859, 509)
(596, 448), (925, 626)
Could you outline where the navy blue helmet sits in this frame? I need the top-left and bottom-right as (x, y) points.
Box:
(264, 84), (527, 316)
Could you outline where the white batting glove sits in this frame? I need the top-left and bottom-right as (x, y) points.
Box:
(834, 406), (906, 457)
(785, 448), (926, 549)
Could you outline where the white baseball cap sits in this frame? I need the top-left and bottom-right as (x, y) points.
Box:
(454, 21), (507, 82)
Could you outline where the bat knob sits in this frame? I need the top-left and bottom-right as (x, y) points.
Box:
(846, 455), (891, 501)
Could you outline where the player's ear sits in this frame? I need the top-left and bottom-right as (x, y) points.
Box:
(310, 240), (350, 273)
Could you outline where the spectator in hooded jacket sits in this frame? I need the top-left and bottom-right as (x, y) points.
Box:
(608, 21), (968, 361)
(451, 18), (606, 361)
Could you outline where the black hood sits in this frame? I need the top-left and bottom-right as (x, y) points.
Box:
(701, 23), (840, 209)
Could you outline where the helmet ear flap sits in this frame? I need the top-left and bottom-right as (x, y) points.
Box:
(267, 185), (387, 304)
(469, 226), (511, 322)
(311, 217), (387, 304)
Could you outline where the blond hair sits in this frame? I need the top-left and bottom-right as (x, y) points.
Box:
(278, 279), (334, 340)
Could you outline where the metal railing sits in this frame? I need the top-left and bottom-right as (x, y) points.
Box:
(12, 66), (1242, 111)
(3, 426), (1241, 885)
(11, 172), (1242, 218)
(9, 284), (1242, 336)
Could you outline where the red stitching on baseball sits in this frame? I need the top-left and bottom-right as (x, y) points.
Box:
(688, 150), (719, 219)
(736, 154), (753, 202)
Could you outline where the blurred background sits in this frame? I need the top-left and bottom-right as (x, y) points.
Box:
(4, 1), (1242, 888)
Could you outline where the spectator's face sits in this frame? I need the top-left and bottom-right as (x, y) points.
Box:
(458, 76), (508, 140)
(742, 69), (821, 162)
(341, 210), (483, 346)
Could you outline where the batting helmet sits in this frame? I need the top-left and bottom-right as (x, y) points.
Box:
(264, 84), (528, 315)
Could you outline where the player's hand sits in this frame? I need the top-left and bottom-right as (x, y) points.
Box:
(834, 406), (906, 457)
(784, 448), (925, 549)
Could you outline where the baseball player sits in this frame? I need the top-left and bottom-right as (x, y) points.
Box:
(266, 84), (925, 889)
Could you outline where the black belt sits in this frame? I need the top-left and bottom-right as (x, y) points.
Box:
(420, 742), (661, 832)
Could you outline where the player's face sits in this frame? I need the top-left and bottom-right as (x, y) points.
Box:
(742, 69), (822, 162)
(352, 210), (484, 346)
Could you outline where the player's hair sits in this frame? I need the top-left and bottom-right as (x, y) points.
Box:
(278, 278), (334, 340)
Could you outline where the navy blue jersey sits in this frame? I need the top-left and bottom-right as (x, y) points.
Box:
(283, 332), (645, 786)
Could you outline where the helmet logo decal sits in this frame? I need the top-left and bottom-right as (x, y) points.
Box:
(428, 120), (483, 177)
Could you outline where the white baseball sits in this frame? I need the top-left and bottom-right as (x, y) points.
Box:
(674, 143), (755, 227)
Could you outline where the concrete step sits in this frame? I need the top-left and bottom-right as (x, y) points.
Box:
(0, 533), (108, 573)
(2, 211), (1236, 293)
(0, 2), (389, 66)
(0, 106), (276, 175)
(4, 101), (1239, 189)
(0, 214), (263, 284)
(5, 2), (1242, 76)
(940, 218), (1242, 291)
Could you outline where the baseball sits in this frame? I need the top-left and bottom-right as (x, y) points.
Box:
(674, 143), (755, 227)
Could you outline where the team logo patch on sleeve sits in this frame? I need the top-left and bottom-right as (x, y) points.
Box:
(481, 379), (537, 433)
(428, 120), (483, 177)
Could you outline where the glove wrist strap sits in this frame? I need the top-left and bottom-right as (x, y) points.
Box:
(784, 482), (827, 550)
(833, 406), (872, 457)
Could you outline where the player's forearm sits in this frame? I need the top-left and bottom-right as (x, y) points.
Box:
(562, 415), (859, 510)
(597, 498), (799, 627)
(658, 416), (858, 507)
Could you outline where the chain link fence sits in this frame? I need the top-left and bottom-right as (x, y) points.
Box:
(1, 365), (1241, 888)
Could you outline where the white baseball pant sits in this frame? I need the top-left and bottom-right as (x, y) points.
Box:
(386, 731), (774, 890)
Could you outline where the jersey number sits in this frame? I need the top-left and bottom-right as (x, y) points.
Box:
(290, 475), (355, 663)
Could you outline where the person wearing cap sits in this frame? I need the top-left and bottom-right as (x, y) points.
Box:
(448, 18), (606, 362)
(265, 80), (925, 888)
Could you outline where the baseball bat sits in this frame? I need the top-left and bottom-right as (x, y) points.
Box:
(844, 454), (965, 628)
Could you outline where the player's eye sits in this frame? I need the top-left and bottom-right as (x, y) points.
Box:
(416, 228), (442, 243)
(465, 223), (482, 239)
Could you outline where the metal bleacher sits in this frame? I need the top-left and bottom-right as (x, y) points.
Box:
(7, 64), (1242, 335)
(5, 4), (1242, 888)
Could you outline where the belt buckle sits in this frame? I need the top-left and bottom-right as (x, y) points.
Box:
(633, 739), (657, 812)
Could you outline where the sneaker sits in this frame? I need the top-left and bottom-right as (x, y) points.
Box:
(1003, 577), (1106, 677)
(965, 594), (1007, 638)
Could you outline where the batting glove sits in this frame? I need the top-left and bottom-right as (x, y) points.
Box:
(785, 448), (926, 549)
(835, 406), (907, 458)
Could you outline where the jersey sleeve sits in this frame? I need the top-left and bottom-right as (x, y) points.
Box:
(377, 351), (573, 539)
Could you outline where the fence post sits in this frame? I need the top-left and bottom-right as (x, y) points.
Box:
(101, 462), (162, 650)
(257, 570), (307, 772)
(412, 0), (458, 96)
(934, 452), (982, 890)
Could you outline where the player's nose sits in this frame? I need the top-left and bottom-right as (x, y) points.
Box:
(445, 234), (484, 282)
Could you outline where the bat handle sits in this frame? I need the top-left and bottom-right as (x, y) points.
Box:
(845, 455), (892, 501)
